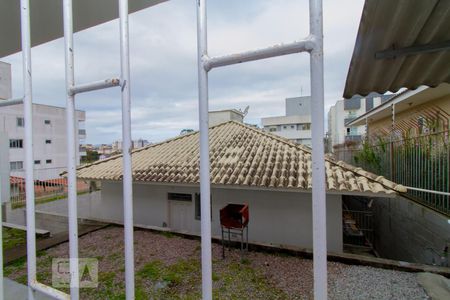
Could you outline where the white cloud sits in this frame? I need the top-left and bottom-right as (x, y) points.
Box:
(2, 0), (364, 144)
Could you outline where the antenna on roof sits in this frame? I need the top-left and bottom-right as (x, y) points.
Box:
(240, 105), (249, 117)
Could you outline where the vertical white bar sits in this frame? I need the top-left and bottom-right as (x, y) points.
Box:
(309, 0), (328, 299)
(196, 0), (213, 299)
(118, 0), (135, 298)
(20, 0), (37, 298)
(62, 0), (80, 298)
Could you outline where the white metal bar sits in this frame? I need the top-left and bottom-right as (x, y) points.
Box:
(309, 0), (327, 299)
(30, 282), (70, 300)
(204, 38), (315, 70)
(0, 98), (23, 107)
(69, 78), (120, 95)
(20, 0), (37, 299)
(196, 0), (213, 299)
(118, 0), (135, 298)
(62, 0), (80, 298)
(405, 186), (450, 196)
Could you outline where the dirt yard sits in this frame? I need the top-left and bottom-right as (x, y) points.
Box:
(4, 226), (428, 299)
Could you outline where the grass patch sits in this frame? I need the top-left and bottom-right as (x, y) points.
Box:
(2, 227), (27, 250)
(212, 261), (288, 299)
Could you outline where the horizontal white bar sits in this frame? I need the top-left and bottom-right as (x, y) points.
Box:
(0, 98), (23, 107)
(30, 281), (70, 300)
(405, 186), (450, 196)
(69, 78), (120, 95)
(204, 37), (315, 70)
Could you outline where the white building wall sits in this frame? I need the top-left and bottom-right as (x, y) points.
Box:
(0, 61), (12, 100)
(328, 99), (367, 147)
(95, 182), (343, 252)
(0, 103), (85, 179)
(209, 110), (244, 127)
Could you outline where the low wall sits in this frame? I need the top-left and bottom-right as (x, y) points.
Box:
(344, 195), (450, 266)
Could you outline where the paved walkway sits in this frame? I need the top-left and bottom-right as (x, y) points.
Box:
(3, 278), (53, 300)
(4, 221), (108, 265)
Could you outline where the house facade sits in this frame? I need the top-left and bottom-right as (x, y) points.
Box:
(76, 121), (405, 253)
(347, 83), (450, 142)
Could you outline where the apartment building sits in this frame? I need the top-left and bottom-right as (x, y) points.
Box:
(0, 103), (86, 180)
(327, 93), (394, 148)
(261, 96), (312, 146)
(112, 138), (150, 152)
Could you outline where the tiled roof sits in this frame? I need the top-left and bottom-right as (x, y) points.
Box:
(76, 121), (406, 195)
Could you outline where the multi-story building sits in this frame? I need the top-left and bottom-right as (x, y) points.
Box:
(0, 103), (86, 180)
(327, 93), (394, 149)
(112, 139), (150, 152)
(261, 96), (312, 146)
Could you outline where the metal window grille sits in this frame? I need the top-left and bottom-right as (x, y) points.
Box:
(0, 1), (328, 299)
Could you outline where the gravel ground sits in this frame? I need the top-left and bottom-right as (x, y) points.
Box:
(4, 226), (430, 299)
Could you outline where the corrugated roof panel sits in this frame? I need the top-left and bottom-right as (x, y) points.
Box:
(344, 0), (450, 98)
(0, 0), (167, 58)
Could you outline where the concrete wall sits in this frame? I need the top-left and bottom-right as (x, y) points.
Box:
(286, 96), (311, 116)
(345, 195), (450, 266)
(95, 182), (343, 252)
(209, 110), (243, 127)
(0, 61), (12, 100)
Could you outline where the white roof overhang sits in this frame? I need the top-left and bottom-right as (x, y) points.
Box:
(348, 83), (450, 126)
(0, 0), (167, 59)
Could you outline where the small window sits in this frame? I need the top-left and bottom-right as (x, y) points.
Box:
(34, 160), (41, 165)
(10, 161), (24, 170)
(44, 120), (51, 125)
(269, 128), (277, 132)
(45, 139), (52, 144)
(283, 125), (287, 129)
(46, 159), (52, 164)
(17, 117), (24, 127)
(195, 193), (212, 220)
(290, 125), (295, 129)
(9, 139), (23, 148)
(168, 193), (192, 201)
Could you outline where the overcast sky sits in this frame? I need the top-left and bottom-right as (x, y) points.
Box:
(2, 0), (364, 145)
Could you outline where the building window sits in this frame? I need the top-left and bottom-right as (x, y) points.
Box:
(45, 139), (52, 144)
(168, 193), (192, 201)
(195, 193), (212, 220)
(269, 128), (277, 132)
(9, 139), (23, 148)
(298, 123), (311, 130)
(34, 160), (41, 165)
(17, 117), (24, 127)
(44, 119), (51, 125)
(10, 161), (23, 170)
(283, 125), (287, 129)
(290, 125), (295, 129)
(46, 159), (52, 164)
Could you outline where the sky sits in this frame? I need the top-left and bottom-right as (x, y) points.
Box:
(2, 0), (365, 145)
